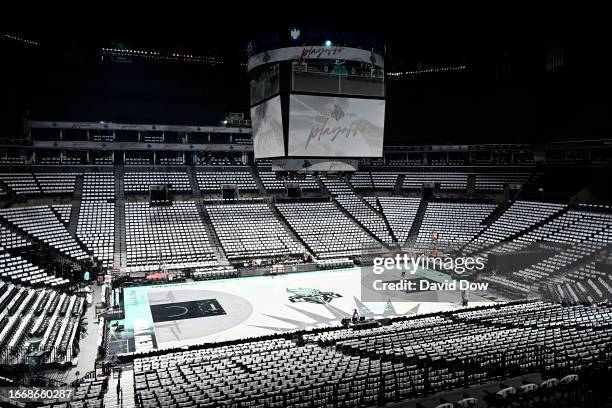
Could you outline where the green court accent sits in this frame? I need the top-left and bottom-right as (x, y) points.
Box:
(415, 268), (454, 283)
(123, 286), (155, 340)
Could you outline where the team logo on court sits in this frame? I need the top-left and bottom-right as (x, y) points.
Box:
(286, 288), (342, 304)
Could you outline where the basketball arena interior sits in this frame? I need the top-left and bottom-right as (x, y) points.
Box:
(1, 20), (612, 408)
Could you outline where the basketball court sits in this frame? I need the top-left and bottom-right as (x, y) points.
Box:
(109, 266), (498, 354)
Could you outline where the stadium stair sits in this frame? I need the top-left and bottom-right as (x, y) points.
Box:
(374, 197), (399, 245)
(103, 367), (136, 408)
(481, 200), (511, 225)
(113, 199), (126, 270)
(0, 180), (16, 206)
(115, 165), (124, 198)
(250, 164), (267, 196)
(314, 175), (331, 196)
(350, 194), (398, 245)
(393, 174), (405, 195)
(268, 201), (316, 258)
(467, 173), (476, 195)
(65, 175), (84, 237)
(514, 170), (542, 201)
(405, 198), (429, 247)
(186, 165), (201, 196)
(462, 201), (512, 248)
(49, 202), (93, 257)
(332, 197), (392, 249)
(113, 165), (126, 269)
(197, 201), (230, 265)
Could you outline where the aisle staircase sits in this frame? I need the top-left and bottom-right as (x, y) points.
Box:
(269, 201), (315, 258)
(249, 164), (267, 195)
(113, 165), (126, 269)
(197, 201), (230, 265)
(186, 165), (201, 196)
(103, 367), (136, 408)
(405, 199), (428, 247)
(393, 174), (405, 195)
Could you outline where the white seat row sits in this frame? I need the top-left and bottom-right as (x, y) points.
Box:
(320, 176), (352, 196)
(464, 201), (566, 254)
(77, 202), (115, 268)
(257, 171), (285, 191)
(125, 201), (217, 269)
(207, 204), (303, 260)
(348, 172), (373, 190)
(0, 173), (40, 195)
(377, 197), (421, 243)
(335, 195), (394, 244)
(0, 251), (68, 287)
(34, 173), (78, 194)
(276, 202), (376, 258)
(474, 173), (531, 191)
(0, 206), (89, 261)
(416, 202), (496, 248)
(0, 172), (80, 195)
(403, 172), (468, 190)
(192, 265), (239, 280)
(0, 225), (30, 250)
(51, 204), (72, 225)
(82, 172), (115, 201)
(493, 210), (612, 254)
(196, 169), (257, 192)
(125, 171), (191, 193)
(371, 172), (398, 189)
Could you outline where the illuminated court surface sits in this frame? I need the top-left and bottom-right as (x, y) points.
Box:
(116, 267), (498, 353)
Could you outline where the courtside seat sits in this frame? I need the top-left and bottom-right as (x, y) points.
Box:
(192, 266), (238, 280)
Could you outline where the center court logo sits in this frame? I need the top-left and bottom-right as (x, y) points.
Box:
(287, 288), (342, 304)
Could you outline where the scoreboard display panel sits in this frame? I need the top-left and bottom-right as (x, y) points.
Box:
(251, 95), (284, 158)
(291, 61), (384, 97)
(288, 94), (385, 157)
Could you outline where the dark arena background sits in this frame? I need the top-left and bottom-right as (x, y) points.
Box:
(1, 12), (612, 408)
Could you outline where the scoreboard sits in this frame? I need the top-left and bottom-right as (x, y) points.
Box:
(248, 42), (386, 164)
